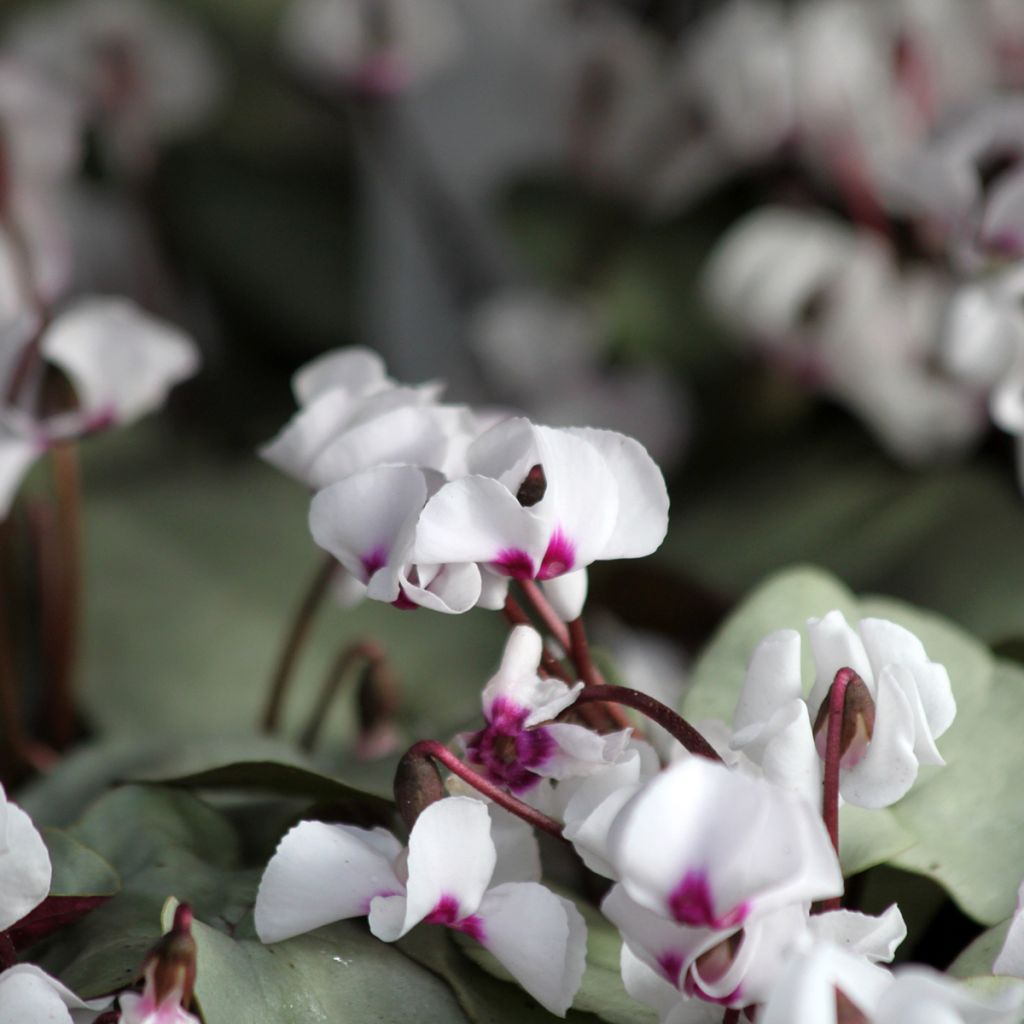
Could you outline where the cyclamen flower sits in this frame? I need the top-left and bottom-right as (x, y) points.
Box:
(762, 940), (1023, 1024)
(731, 611), (956, 808)
(0, 297), (200, 518)
(255, 796), (587, 1016)
(280, 0), (463, 97)
(462, 625), (631, 792)
(0, 964), (109, 1022)
(994, 876), (1024, 978)
(605, 757), (843, 932)
(414, 417), (669, 586)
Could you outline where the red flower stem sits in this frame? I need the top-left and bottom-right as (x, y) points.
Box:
(299, 640), (382, 752)
(566, 618), (635, 732)
(573, 687), (723, 763)
(261, 555), (337, 733)
(0, 930), (14, 969)
(46, 442), (81, 748)
(403, 739), (566, 841)
(722, 1010), (740, 1024)
(502, 595), (573, 683)
(518, 580), (571, 652)
(820, 667), (858, 913)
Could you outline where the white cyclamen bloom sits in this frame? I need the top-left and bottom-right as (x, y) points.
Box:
(705, 206), (983, 464)
(994, 876), (1024, 978)
(0, 964), (109, 1023)
(280, 0), (463, 96)
(461, 625), (631, 793)
(732, 611), (955, 809)
(0, 297), (200, 518)
(117, 962), (199, 1024)
(8, 0), (223, 173)
(0, 782), (51, 932)
(309, 463), (497, 613)
(414, 417), (669, 587)
(261, 346), (477, 490)
(763, 939), (1024, 1024)
(255, 796), (586, 1016)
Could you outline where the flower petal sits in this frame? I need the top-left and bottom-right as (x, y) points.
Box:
(0, 963), (109, 1023)
(292, 347), (389, 404)
(806, 610), (874, 717)
(254, 821), (403, 943)
(734, 629), (803, 733)
(0, 434), (40, 520)
(399, 796), (496, 937)
(0, 789), (50, 932)
(809, 904), (906, 963)
(474, 881), (587, 1017)
(540, 569), (588, 622)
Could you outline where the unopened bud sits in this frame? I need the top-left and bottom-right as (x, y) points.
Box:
(394, 750), (445, 833)
(515, 464), (547, 507)
(812, 673), (876, 769)
(146, 903), (197, 1009)
(356, 649), (401, 760)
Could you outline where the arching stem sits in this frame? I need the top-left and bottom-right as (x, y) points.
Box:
(518, 580), (571, 652)
(261, 556), (337, 733)
(299, 639), (383, 752)
(400, 739), (565, 841)
(573, 686), (722, 763)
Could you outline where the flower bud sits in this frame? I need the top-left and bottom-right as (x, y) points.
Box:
(394, 750), (445, 833)
(812, 672), (876, 769)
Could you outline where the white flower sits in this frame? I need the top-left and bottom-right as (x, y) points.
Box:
(731, 611), (956, 808)
(0, 783), (51, 932)
(0, 297), (200, 518)
(8, 0), (223, 173)
(254, 796), (587, 1016)
(763, 939), (1024, 1024)
(280, 0), (463, 96)
(413, 417), (669, 585)
(461, 625), (630, 793)
(0, 964), (109, 1023)
(994, 877), (1024, 978)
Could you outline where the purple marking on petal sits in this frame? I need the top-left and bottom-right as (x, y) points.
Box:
(464, 697), (556, 792)
(360, 545), (388, 582)
(392, 587), (419, 611)
(668, 871), (749, 929)
(494, 548), (536, 580)
(657, 951), (684, 987)
(537, 528), (576, 581)
(425, 894), (486, 943)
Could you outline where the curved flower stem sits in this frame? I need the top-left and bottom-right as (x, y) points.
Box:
(573, 686), (723, 763)
(502, 595), (573, 683)
(722, 1010), (741, 1024)
(299, 639), (382, 753)
(566, 618), (634, 732)
(820, 667), (859, 913)
(261, 556), (337, 733)
(46, 442), (81, 748)
(402, 739), (566, 841)
(0, 931), (14, 970)
(518, 580), (571, 652)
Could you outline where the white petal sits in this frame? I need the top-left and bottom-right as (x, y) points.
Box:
(0, 434), (41, 520)
(542, 724), (632, 780)
(0, 789), (50, 931)
(399, 796), (496, 937)
(806, 611), (874, 717)
(254, 821), (403, 943)
(0, 964), (108, 1023)
(474, 882), (587, 1017)
(400, 561), (481, 614)
(809, 905), (907, 963)
(309, 465), (430, 583)
(40, 298), (199, 425)
(414, 475), (549, 576)
(995, 879), (1024, 978)
(839, 669), (919, 808)
(620, 943), (686, 1020)
(756, 701), (823, 810)
(477, 571), (511, 611)
(565, 427), (670, 559)
(293, 347), (389, 404)
(540, 569), (588, 622)
(733, 629), (803, 733)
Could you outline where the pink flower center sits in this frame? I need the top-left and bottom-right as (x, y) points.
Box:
(668, 871), (748, 929)
(426, 894), (486, 943)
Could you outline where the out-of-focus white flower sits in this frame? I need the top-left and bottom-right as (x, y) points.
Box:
(763, 939), (1024, 1024)
(280, 0), (463, 96)
(994, 877), (1024, 978)
(0, 783), (51, 932)
(0, 964), (109, 1023)
(705, 206), (984, 464)
(0, 297), (200, 518)
(461, 625), (630, 792)
(255, 796), (587, 1016)
(732, 611), (955, 809)
(8, 0), (224, 174)
(414, 417), (669, 586)
(469, 288), (687, 470)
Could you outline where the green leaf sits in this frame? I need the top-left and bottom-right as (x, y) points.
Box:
(42, 829), (120, 898)
(189, 913), (474, 1024)
(949, 921), (1010, 979)
(455, 888), (656, 1024)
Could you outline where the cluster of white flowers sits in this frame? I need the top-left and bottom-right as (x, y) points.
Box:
(0, 0), (218, 519)
(262, 346), (670, 619)
(255, 605), (1024, 1022)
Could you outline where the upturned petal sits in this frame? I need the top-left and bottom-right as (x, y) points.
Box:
(0, 786), (51, 932)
